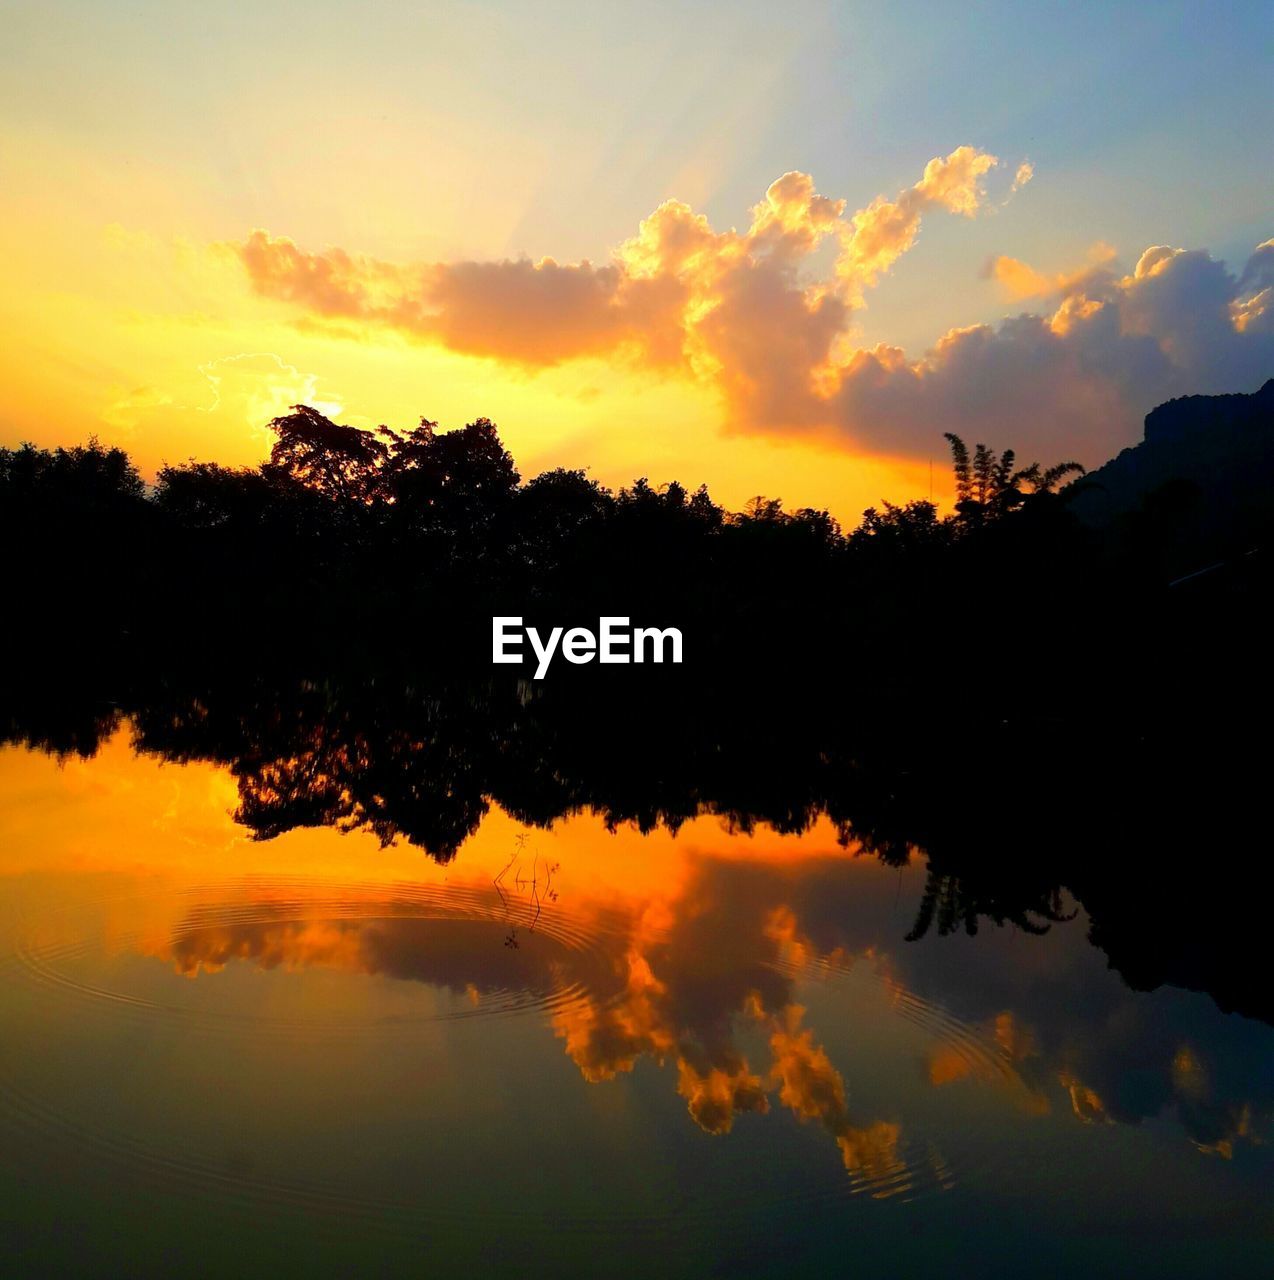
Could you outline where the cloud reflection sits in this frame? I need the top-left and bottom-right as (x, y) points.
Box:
(140, 844), (1273, 1180)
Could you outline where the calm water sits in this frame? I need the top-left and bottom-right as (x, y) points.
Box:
(1, 725), (1270, 1277)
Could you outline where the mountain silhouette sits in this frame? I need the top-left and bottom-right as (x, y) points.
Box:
(1069, 379), (1274, 579)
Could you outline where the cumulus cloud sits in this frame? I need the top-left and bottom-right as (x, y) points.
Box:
(819, 239), (1273, 460)
(233, 151), (1273, 464)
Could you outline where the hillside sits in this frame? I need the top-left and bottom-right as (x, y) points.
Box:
(1068, 379), (1274, 575)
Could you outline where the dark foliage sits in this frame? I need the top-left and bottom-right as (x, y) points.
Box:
(3, 401), (1272, 1023)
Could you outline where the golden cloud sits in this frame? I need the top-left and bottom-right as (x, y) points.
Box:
(985, 241), (1117, 300)
(208, 161), (1274, 464)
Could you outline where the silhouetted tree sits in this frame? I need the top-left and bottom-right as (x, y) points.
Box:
(380, 416), (519, 531)
(944, 432), (1084, 525)
(5, 391), (1273, 1025)
(153, 461), (279, 530)
(264, 405), (391, 506)
(1, 437), (145, 510)
(849, 500), (949, 556)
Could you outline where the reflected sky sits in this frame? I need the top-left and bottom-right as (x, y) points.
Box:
(1, 726), (1271, 1275)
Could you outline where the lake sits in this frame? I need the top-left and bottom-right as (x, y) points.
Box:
(1, 710), (1270, 1277)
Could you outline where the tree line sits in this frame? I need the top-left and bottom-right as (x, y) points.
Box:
(2, 405), (1271, 1021)
(1, 405), (1102, 668)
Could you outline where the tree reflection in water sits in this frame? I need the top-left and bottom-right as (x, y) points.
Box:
(3, 658), (1268, 1028)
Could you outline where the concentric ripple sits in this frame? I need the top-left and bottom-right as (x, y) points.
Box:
(1, 876), (633, 1040)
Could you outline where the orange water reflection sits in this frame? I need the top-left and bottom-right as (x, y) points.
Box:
(0, 726), (1267, 1184)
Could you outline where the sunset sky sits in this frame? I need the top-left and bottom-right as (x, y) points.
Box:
(2, 0), (1271, 518)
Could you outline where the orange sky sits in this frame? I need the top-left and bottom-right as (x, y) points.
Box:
(2, 4), (1270, 522)
(0, 130), (948, 519)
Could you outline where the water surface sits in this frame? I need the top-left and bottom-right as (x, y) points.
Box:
(1, 726), (1270, 1276)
